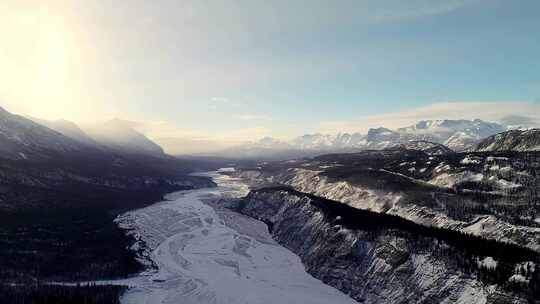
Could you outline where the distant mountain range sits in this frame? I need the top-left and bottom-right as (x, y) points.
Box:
(215, 119), (511, 159)
(0, 106), (222, 211)
(4, 105), (539, 161)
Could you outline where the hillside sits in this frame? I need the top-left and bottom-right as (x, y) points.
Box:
(474, 129), (540, 152)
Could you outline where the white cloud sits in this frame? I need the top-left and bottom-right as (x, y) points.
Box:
(318, 101), (540, 134)
(238, 114), (274, 121)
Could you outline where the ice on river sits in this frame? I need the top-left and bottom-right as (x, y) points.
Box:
(116, 172), (357, 304)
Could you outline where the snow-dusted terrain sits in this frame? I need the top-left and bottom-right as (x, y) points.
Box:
(233, 155), (540, 252)
(473, 128), (540, 152)
(115, 172), (357, 304)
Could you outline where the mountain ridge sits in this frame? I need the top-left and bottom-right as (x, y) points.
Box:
(473, 128), (540, 152)
(82, 119), (165, 156)
(0, 107), (88, 160)
(25, 113), (166, 157)
(213, 119), (508, 159)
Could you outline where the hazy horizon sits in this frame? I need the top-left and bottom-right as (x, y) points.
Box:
(3, 101), (539, 155)
(2, 0), (540, 154)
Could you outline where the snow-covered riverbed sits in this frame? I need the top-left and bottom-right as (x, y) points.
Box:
(116, 172), (357, 304)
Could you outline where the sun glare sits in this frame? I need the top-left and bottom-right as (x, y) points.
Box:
(0, 5), (83, 120)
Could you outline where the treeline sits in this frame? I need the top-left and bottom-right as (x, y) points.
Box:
(0, 205), (143, 283)
(0, 166), (196, 283)
(252, 187), (540, 301)
(0, 283), (126, 304)
(0, 192), (146, 303)
(255, 187), (537, 260)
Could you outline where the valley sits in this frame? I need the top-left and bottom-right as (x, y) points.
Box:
(2, 2), (539, 302)
(116, 172), (357, 304)
(0, 103), (539, 303)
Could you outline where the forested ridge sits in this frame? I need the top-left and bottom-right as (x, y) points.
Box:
(249, 187), (540, 302)
(0, 283), (126, 304)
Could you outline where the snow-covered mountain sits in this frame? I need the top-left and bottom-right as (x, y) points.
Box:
(394, 140), (454, 155)
(473, 128), (540, 152)
(286, 133), (352, 151)
(365, 127), (401, 149)
(34, 118), (97, 146)
(83, 119), (165, 156)
(254, 136), (292, 149)
(332, 119), (505, 151)
(0, 106), (85, 160)
(398, 119), (504, 142)
(216, 119), (507, 159)
(400, 119), (506, 151)
(214, 137), (308, 160)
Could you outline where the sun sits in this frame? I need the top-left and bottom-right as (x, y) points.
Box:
(0, 4), (85, 120)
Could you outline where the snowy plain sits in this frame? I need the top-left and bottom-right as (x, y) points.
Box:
(115, 172), (358, 304)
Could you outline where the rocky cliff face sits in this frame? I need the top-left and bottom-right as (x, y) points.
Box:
(239, 189), (537, 304)
(235, 142), (540, 251)
(234, 161), (540, 252)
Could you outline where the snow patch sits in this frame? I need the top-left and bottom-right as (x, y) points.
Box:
(479, 257), (497, 269)
(217, 167), (235, 173)
(460, 156), (481, 165)
(509, 274), (527, 283)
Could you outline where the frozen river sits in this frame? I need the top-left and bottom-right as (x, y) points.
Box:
(115, 171), (357, 304)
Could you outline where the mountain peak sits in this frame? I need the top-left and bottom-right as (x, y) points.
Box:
(214, 118), (509, 159)
(83, 120), (164, 156)
(0, 107), (83, 160)
(47, 119), (97, 146)
(0, 105), (9, 114)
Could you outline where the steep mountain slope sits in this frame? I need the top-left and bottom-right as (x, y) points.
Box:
(291, 133), (364, 150)
(0, 107), (215, 211)
(0, 107), (86, 160)
(365, 127), (401, 149)
(233, 148), (540, 252)
(0, 107), (219, 288)
(474, 129), (540, 152)
(398, 119), (506, 150)
(397, 140), (454, 155)
(84, 119), (164, 156)
(239, 188), (539, 303)
(39, 119), (97, 146)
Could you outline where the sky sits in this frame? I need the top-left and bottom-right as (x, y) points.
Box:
(1, 0), (540, 153)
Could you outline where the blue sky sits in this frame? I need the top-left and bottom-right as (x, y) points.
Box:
(1, 0), (540, 146)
